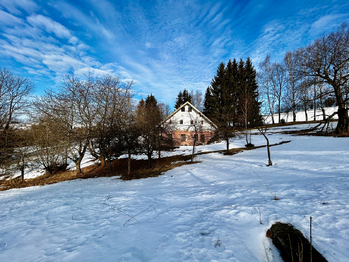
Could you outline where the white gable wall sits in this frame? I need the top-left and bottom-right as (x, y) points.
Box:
(166, 105), (215, 131)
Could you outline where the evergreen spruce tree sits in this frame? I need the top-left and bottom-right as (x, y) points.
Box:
(203, 87), (213, 116)
(244, 57), (261, 127)
(174, 91), (183, 109)
(203, 58), (261, 150)
(174, 89), (192, 109)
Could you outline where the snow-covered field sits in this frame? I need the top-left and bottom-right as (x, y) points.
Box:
(264, 106), (338, 124)
(0, 124), (348, 262)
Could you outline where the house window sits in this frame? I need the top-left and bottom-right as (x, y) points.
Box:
(188, 107), (192, 112)
(190, 120), (194, 125)
(200, 134), (205, 142)
(181, 107), (185, 112)
(180, 119), (183, 124)
(168, 134), (172, 140)
(194, 134), (198, 141)
(181, 134), (186, 141)
(169, 120), (172, 124)
(201, 121), (204, 125)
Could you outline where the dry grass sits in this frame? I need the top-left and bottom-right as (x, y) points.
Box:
(0, 154), (201, 191)
(0, 140), (288, 191)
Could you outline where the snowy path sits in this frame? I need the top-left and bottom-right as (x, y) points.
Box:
(0, 132), (348, 261)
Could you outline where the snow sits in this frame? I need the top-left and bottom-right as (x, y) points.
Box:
(0, 125), (349, 262)
(3, 151), (99, 181)
(264, 106), (338, 124)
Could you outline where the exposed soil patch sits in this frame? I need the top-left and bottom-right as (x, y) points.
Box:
(267, 222), (328, 262)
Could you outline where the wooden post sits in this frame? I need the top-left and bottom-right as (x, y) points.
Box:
(310, 216), (313, 262)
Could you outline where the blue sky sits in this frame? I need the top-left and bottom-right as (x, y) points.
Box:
(1, 0), (349, 108)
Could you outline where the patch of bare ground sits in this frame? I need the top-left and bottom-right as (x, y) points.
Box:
(0, 140), (290, 191)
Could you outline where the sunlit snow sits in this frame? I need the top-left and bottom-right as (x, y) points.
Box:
(0, 124), (348, 261)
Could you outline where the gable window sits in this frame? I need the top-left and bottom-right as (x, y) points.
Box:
(201, 121), (204, 125)
(181, 107), (185, 112)
(169, 120), (172, 124)
(180, 119), (183, 124)
(188, 107), (192, 112)
(181, 134), (186, 141)
(190, 120), (194, 125)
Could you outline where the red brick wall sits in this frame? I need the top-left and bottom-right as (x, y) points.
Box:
(169, 130), (215, 146)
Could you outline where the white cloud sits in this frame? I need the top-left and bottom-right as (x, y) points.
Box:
(0, 0), (38, 15)
(68, 36), (79, 45)
(0, 10), (23, 25)
(310, 14), (345, 33)
(27, 14), (72, 39)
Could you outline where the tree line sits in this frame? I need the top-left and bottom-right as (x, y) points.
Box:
(258, 23), (349, 134)
(0, 70), (172, 180)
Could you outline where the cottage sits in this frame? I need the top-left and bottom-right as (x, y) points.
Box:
(164, 101), (217, 146)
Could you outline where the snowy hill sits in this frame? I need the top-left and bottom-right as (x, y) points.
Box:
(264, 106), (338, 124)
(0, 124), (348, 261)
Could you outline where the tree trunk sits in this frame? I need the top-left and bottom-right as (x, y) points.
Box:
(21, 168), (25, 182)
(191, 139), (196, 163)
(322, 108), (326, 121)
(262, 133), (272, 166)
(75, 159), (82, 174)
(147, 154), (152, 168)
(304, 106), (308, 122)
(100, 156), (106, 167)
(128, 152), (131, 177)
(226, 137), (229, 152)
(334, 84), (349, 134)
(336, 106), (349, 134)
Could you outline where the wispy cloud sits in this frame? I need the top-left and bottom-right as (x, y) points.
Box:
(0, 0), (38, 14)
(0, 0), (349, 108)
(27, 15), (72, 39)
(310, 14), (347, 35)
(0, 10), (23, 25)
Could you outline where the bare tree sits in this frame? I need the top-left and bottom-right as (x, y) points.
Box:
(188, 114), (204, 162)
(293, 24), (349, 133)
(257, 118), (272, 166)
(259, 55), (276, 124)
(239, 88), (253, 146)
(0, 69), (34, 171)
(284, 52), (301, 122)
(88, 74), (133, 169)
(31, 115), (67, 176)
(34, 72), (133, 173)
(34, 76), (90, 174)
(270, 62), (287, 123)
(190, 90), (203, 111)
(136, 95), (163, 168)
